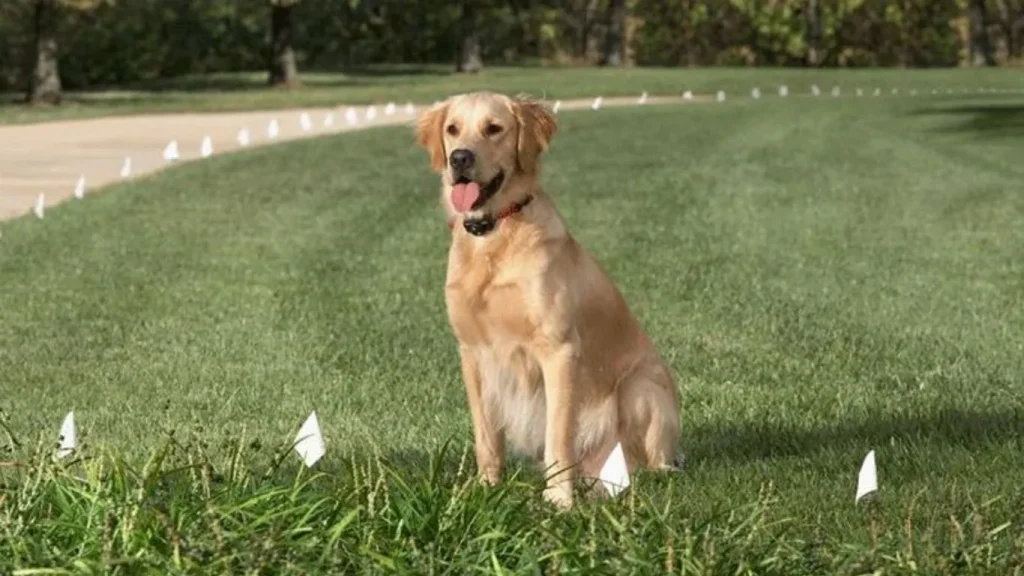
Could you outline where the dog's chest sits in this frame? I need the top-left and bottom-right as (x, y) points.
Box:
(475, 345), (546, 459)
(445, 249), (536, 347)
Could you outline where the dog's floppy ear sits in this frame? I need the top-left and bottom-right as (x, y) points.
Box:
(415, 100), (450, 172)
(512, 96), (558, 174)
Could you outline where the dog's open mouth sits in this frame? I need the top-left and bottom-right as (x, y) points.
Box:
(451, 171), (505, 213)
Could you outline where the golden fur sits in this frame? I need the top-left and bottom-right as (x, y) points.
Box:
(415, 91), (681, 509)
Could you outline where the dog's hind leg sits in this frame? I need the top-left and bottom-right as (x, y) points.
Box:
(617, 361), (682, 472)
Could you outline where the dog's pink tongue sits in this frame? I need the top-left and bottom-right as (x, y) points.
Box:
(451, 182), (480, 213)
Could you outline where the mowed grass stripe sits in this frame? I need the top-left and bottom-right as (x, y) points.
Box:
(1, 95), (1023, 569)
(557, 96), (1019, 477)
(0, 130), (459, 457)
(545, 99), (1024, 532)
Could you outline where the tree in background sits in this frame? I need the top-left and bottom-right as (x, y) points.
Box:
(580, 0), (601, 61)
(23, 0), (100, 104)
(599, 0), (626, 65)
(805, 0), (822, 65)
(269, 0), (299, 86)
(991, 0), (1021, 56)
(27, 0), (61, 104)
(969, 0), (998, 64)
(456, 0), (482, 73)
(2, 0), (1022, 95)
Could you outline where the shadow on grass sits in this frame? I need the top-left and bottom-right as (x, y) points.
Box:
(307, 408), (1021, 479)
(351, 446), (540, 481)
(909, 103), (1024, 139)
(0, 66), (452, 105)
(375, 407), (1022, 473)
(690, 407), (1023, 464)
(122, 66), (451, 93)
(336, 65), (453, 79)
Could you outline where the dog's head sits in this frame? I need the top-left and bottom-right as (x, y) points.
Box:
(415, 91), (557, 217)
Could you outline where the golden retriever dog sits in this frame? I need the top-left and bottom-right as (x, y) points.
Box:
(415, 91), (681, 509)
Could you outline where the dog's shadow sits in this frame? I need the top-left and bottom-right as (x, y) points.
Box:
(687, 407), (1021, 465)
(909, 103), (1024, 141)
(368, 407), (1020, 483)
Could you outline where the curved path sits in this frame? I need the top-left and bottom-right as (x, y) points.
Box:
(0, 94), (705, 222)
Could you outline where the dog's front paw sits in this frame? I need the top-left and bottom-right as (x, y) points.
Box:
(478, 468), (502, 487)
(543, 483), (574, 510)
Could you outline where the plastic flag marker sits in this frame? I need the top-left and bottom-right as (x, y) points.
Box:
(811, 84), (821, 96)
(856, 450), (878, 503)
(778, 85), (789, 97)
(299, 112), (312, 132)
(237, 127), (251, 147)
(591, 96), (603, 110)
(200, 136), (213, 158)
(294, 412), (326, 467)
(831, 86), (840, 97)
(120, 157), (132, 178)
(716, 90), (726, 102)
(33, 193), (44, 219)
(345, 107), (359, 126)
(637, 91), (648, 105)
(856, 88), (864, 97)
(405, 102), (416, 115)
(385, 102), (396, 116)
(56, 411), (76, 459)
(874, 88), (881, 97)
(366, 106), (377, 121)
(73, 175), (86, 199)
(323, 112), (335, 128)
(163, 140), (179, 162)
(682, 90), (693, 100)
(552, 100), (562, 114)
(268, 119), (280, 139)
(599, 443), (631, 497)
(891, 88), (899, 95)
(751, 87), (761, 99)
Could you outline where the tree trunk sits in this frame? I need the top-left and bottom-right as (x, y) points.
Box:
(27, 0), (61, 105)
(684, 0), (700, 66)
(993, 0), (1020, 57)
(456, 0), (482, 73)
(599, 0), (626, 66)
(268, 3), (298, 86)
(805, 0), (821, 66)
(579, 0), (600, 61)
(1014, 14), (1024, 58)
(969, 0), (997, 66)
(994, 0), (1011, 55)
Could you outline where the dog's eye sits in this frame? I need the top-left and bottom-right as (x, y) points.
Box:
(485, 124), (503, 136)
(446, 124), (459, 136)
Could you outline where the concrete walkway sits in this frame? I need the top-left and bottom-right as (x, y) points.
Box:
(0, 94), (702, 221)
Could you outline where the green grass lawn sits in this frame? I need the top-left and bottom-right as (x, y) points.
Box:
(2, 65), (1022, 124)
(2, 91), (1024, 573)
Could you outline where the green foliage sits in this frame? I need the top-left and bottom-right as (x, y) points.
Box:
(2, 438), (1021, 573)
(56, 0), (268, 88)
(1, 0), (1021, 92)
(633, 0), (969, 66)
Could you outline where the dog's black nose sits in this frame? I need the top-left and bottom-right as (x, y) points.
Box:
(449, 149), (475, 172)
